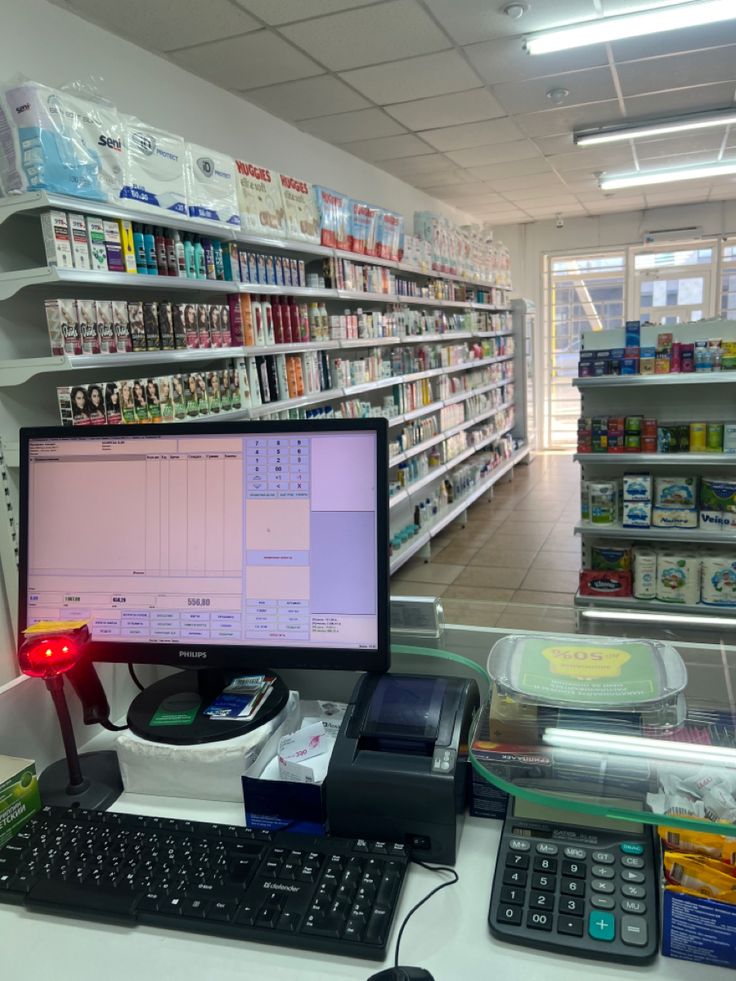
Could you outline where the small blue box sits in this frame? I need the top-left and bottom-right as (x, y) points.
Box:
(640, 346), (656, 358)
(626, 320), (641, 346)
(662, 889), (736, 969)
(610, 347), (625, 358)
(242, 773), (327, 836)
(621, 358), (639, 374)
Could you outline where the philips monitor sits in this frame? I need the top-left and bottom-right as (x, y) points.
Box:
(19, 420), (389, 678)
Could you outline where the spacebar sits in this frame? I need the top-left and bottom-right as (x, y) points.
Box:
(26, 880), (140, 920)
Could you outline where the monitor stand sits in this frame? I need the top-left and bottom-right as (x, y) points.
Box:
(126, 668), (289, 745)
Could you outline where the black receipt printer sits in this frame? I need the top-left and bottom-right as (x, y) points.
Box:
(325, 673), (480, 864)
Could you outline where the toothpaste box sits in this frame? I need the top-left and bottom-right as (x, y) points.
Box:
(67, 212), (92, 270)
(119, 220), (137, 274)
(40, 210), (73, 268)
(0, 756), (40, 847)
(103, 220), (125, 272)
(85, 216), (108, 271)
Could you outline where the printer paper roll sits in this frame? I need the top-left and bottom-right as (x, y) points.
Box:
(701, 556), (736, 606)
(656, 551), (701, 605)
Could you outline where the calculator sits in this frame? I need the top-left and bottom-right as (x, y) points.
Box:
(488, 793), (658, 964)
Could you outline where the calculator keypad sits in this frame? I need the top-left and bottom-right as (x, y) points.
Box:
(490, 828), (655, 963)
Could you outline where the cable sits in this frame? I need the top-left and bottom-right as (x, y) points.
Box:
(393, 860), (459, 968)
(128, 663), (145, 691)
(99, 718), (128, 732)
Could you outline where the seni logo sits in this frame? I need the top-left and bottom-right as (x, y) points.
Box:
(15, 103), (31, 114)
(178, 650), (208, 659)
(98, 134), (123, 152)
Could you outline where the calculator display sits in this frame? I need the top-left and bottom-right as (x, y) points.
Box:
(513, 795), (644, 835)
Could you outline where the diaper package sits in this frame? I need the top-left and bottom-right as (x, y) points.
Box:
(279, 173), (320, 243)
(315, 186), (350, 250)
(349, 199), (379, 255)
(235, 160), (285, 238)
(376, 210), (403, 261)
(184, 142), (240, 227)
(0, 79), (124, 202)
(121, 117), (187, 216)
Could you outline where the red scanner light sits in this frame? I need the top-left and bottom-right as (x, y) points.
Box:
(18, 635), (82, 679)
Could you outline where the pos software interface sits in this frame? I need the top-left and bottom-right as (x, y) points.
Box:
(19, 422), (387, 668)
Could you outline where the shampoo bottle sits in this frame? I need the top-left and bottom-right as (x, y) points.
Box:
(212, 240), (225, 281)
(194, 236), (206, 280)
(203, 238), (216, 280)
(154, 227), (169, 276)
(173, 231), (186, 277)
(144, 226), (158, 275)
(183, 235), (196, 278)
(133, 223), (148, 274)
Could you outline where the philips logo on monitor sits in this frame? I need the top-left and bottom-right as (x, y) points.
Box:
(178, 650), (208, 660)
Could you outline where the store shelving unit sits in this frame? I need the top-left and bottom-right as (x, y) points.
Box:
(0, 191), (529, 624)
(574, 319), (736, 631)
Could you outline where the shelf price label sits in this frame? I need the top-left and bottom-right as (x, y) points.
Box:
(541, 645), (631, 679)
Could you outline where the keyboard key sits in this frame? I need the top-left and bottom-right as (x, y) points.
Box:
(621, 884), (646, 899)
(503, 869), (527, 887)
(343, 914), (365, 941)
(564, 847), (587, 860)
(621, 915), (648, 947)
(364, 906), (390, 944)
(621, 899), (646, 915)
(621, 870), (645, 884)
(206, 900), (237, 922)
(497, 904), (522, 926)
(536, 843), (558, 856)
(277, 911), (299, 933)
(592, 852), (615, 865)
(533, 856), (556, 873)
(388, 844), (407, 859)
(158, 896), (184, 916)
(181, 899), (208, 918)
(506, 852), (529, 870)
(561, 878), (585, 897)
(591, 865), (614, 879)
(509, 839), (531, 852)
(500, 886), (525, 905)
(621, 856), (645, 870)
(353, 839), (370, 853)
(592, 880), (615, 895)
(591, 896), (615, 910)
(527, 909), (553, 931)
(531, 873), (555, 892)
(620, 842), (644, 856)
(588, 910), (616, 942)
(558, 915), (583, 937)
(529, 892), (554, 911)
(562, 860), (585, 878)
(559, 897), (584, 916)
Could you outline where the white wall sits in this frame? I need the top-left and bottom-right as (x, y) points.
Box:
(0, 0), (474, 227)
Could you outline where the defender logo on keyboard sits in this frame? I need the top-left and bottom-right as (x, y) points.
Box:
(263, 882), (301, 893)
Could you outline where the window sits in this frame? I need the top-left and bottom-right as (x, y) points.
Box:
(543, 253), (625, 448)
(632, 244), (714, 326)
(722, 243), (736, 319)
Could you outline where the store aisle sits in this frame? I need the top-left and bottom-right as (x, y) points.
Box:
(391, 452), (580, 632)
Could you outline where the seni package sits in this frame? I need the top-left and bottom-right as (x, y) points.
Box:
(315, 186), (350, 250)
(185, 142), (240, 227)
(0, 80), (124, 202)
(121, 117), (187, 216)
(279, 173), (320, 243)
(235, 160), (285, 238)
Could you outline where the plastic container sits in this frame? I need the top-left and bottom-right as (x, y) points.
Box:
(487, 633), (688, 732)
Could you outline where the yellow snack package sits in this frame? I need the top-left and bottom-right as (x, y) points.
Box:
(664, 852), (736, 901)
(659, 825), (733, 862)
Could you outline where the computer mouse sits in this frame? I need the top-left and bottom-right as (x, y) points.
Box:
(366, 967), (435, 981)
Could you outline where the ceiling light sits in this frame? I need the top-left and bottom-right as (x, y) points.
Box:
(525, 0), (736, 55)
(546, 87), (570, 106)
(600, 160), (736, 190)
(576, 109), (736, 146)
(503, 3), (528, 19)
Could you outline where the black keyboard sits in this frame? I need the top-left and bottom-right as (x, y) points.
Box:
(0, 805), (409, 960)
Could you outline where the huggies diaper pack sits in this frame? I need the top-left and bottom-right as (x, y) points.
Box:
(185, 142), (240, 227)
(279, 173), (320, 243)
(235, 160), (285, 238)
(315, 186), (350, 250)
(121, 117), (187, 216)
(376, 210), (403, 261)
(0, 80), (124, 202)
(349, 199), (379, 256)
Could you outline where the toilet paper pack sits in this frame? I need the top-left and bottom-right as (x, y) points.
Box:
(279, 173), (320, 243)
(654, 476), (697, 509)
(236, 160), (285, 238)
(623, 500), (652, 527)
(701, 556), (736, 606)
(0, 80), (124, 202)
(185, 142), (240, 227)
(656, 552), (701, 605)
(700, 477), (736, 513)
(623, 473), (652, 501)
(652, 507), (698, 529)
(633, 546), (657, 600)
(700, 510), (736, 533)
(121, 117), (187, 216)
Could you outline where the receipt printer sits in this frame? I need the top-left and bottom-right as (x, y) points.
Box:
(325, 673), (480, 864)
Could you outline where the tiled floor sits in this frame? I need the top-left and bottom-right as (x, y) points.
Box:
(391, 452), (580, 631)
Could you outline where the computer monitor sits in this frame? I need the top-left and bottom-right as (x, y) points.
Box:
(19, 420), (389, 678)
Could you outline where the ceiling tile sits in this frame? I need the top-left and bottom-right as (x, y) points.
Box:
(464, 36), (608, 86)
(638, 150), (729, 171)
(636, 133), (726, 159)
(170, 31), (322, 89)
(341, 133), (431, 162)
(624, 84), (736, 118)
(409, 168), (477, 188)
(617, 47), (736, 98)
(279, 0), (449, 71)
(235, 0), (379, 25)
(381, 154), (456, 177)
(418, 118), (524, 152)
(298, 107), (406, 142)
(492, 67), (618, 116)
(517, 100), (622, 138)
(385, 88), (506, 130)
(609, 19), (736, 62)
(422, 0), (598, 46)
(446, 139), (543, 168)
(489, 171), (568, 191)
(466, 158), (555, 182)
(57, 0), (259, 51)
(546, 145), (635, 173)
(534, 134), (577, 156)
(421, 181), (492, 198)
(339, 50), (481, 105)
(242, 75), (370, 120)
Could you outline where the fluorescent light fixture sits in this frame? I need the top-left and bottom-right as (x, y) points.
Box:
(579, 608), (736, 629)
(543, 728), (736, 767)
(525, 0), (736, 54)
(575, 110), (736, 147)
(600, 161), (736, 190)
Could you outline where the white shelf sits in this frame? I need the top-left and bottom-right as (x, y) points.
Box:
(575, 452), (736, 465)
(575, 523), (736, 544)
(443, 379), (510, 406)
(339, 337), (400, 348)
(574, 373), (736, 388)
(333, 247), (396, 269)
(400, 332), (472, 344)
(574, 591), (736, 617)
(388, 401), (444, 428)
(243, 340), (339, 357)
(241, 283), (337, 299)
(247, 386), (343, 417)
(390, 412), (514, 468)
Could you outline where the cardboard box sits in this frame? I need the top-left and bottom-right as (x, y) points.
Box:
(662, 882), (736, 969)
(0, 756), (40, 847)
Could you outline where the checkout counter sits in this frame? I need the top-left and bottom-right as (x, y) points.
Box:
(0, 620), (734, 981)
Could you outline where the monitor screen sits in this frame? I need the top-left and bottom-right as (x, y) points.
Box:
(19, 421), (389, 672)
